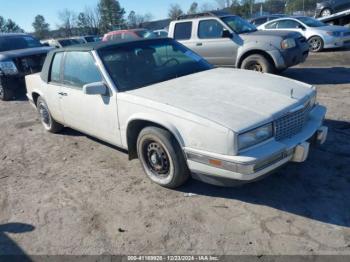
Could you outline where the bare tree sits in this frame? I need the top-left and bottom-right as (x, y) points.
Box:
(168, 4), (184, 20)
(188, 2), (199, 14)
(215, 0), (232, 9)
(58, 9), (77, 37)
(200, 2), (215, 12)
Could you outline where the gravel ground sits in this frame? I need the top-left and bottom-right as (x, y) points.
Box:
(1, 48), (350, 256)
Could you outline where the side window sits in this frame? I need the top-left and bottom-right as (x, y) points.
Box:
(265, 21), (278, 29)
(174, 22), (192, 40)
(50, 52), (63, 83)
(63, 52), (102, 88)
(277, 20), (300, 29)
(198, 19), (224, 39)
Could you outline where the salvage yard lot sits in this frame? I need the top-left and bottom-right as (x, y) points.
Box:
(1, 48), (350, 255)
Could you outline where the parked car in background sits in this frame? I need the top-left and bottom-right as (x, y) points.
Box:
(258, 16), (350, 52)
(41, 38), (85, 48)
(153, 29), (169, 38)
(168, 11), (309, 74)
(102, 29), (156, 41)
(71, 35), (101, 43)
(250, 14), (286, 26)
(315, 0), (350, 17)
(0, 33), (53, 101)
(25, 38), (327, 188)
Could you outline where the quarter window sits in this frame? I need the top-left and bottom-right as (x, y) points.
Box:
(63, 52), (102, 88)
(174, 22), (192, 40)
(198, 20), (224, 39)
(50, 52), (63, 83)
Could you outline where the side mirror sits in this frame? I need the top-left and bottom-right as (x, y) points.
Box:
(298, 25), (306, 31)
(83, 82), (107, 96)
(222, 30), (233, 38)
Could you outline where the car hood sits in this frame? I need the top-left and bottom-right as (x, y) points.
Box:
(241, 30), (301, 39)
(126, 68), (315, 133)
(0, 46), (53, 61)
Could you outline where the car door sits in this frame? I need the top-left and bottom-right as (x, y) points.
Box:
(59, 51), (121, 145)
(45, 52), (65, 124)
(190, 19), (238, 66)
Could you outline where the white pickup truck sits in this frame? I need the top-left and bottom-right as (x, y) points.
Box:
(25, 38), (328, 187)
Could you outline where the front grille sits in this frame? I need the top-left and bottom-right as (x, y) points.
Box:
(274, 102), (311, 141)
(343, 31), (350, 37)
(14, 54), (46, 75)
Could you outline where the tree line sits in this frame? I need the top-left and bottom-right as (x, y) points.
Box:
(1, 0), (320, 40)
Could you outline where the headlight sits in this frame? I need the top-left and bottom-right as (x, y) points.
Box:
(238, 123), (273, 151)
(0, 61), (18, 75)
(327, 31), (342, 37)
(310, 87), (317, 108)
(281, 38), (296, 49)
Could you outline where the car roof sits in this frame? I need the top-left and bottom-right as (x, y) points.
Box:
(252, 14), (286, 20)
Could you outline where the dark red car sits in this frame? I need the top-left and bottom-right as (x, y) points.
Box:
(102, 29), (156, 42)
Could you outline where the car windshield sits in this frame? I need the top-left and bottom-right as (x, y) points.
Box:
(297, 17), (326, 27)
(135, 30), (157, 39)
(221, 16), (257, 34)
(85, 36), (99, 42)
(99, 39), (213, 91)
(0, 35), (42, 52)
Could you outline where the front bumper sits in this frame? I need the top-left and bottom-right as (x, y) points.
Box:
(0, 75), (25, 90)
(323, 35), (350, 49)
(269, 45), (309, 70)
(185, 105), (327, 184)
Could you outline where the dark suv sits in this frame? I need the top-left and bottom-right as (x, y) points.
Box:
(316, 0), (350, 17)
(0, 33), (53, 101)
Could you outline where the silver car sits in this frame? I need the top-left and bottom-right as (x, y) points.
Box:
(258, 16), (350, 52)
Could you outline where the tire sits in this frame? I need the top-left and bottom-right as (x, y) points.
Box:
(0, 81), (14, 101)
(321, 8), (332, 17)
(137, 126), (189, 188)
(36, 97), (63, 133)
(241, 54), (275, 74)
(308, 36), (324, 52)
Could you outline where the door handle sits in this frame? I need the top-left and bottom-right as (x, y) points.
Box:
(196, 42), (203, 46)
(58, 92), (68, 96)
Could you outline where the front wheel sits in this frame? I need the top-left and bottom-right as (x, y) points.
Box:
(241, 54), (275, 74)
(308, 36), (324, 52)
(137, 127), (189, 188)
(37, 97), (63, 133)
(0, 82), (14, 101)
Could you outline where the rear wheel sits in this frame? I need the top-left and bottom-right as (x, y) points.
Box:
(321, 8), (332, 17)
(241, 54), (275, 74)
(137, 127), (189, 188)
(37, 97), (63, 133)
(308, 36), (324, 52)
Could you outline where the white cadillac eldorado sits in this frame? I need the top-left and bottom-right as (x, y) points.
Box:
(25, 38), (328, 188)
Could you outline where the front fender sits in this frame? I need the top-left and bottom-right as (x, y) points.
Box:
(236, 42), (281, 68)
(124, 113), (185, 148)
